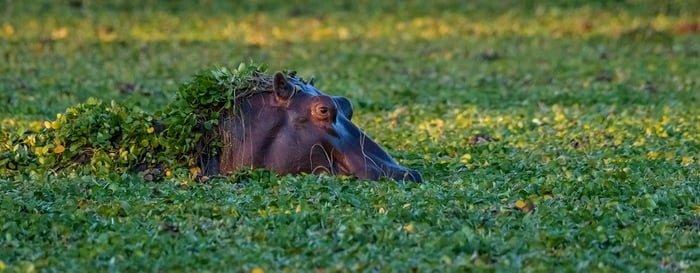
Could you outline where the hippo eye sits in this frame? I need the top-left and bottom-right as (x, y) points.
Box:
(313, 105), (334, 121)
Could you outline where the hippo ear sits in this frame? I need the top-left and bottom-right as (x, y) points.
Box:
(333, 96), (354, 120)
(273, 72), (294, 101)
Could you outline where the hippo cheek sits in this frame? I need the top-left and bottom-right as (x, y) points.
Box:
(329, 117), (422, 182)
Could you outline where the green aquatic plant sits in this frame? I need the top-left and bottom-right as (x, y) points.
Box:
(0, 61), (272, 177)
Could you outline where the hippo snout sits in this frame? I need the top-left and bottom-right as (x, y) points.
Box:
(371, 165), (422, 183)
(332, 128), (422, 183)
(378, 163), (423, 183)
(403, 169), (423, 183)
(340, 157), (422, 183)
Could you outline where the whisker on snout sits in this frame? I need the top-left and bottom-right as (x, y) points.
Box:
(310, 143), (335, 175)
(311, 165), (332, 175)
(358, 134), (387, 178)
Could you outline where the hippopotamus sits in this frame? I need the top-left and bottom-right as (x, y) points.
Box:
(201, 71), (422, 182)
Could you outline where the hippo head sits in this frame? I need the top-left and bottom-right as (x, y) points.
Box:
(214, 72), (422, 182)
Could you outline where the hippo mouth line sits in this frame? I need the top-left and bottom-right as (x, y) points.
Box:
(308, 144), (351, 177)
(308, 143), (365, 179)
(332, 160), (353, 178)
